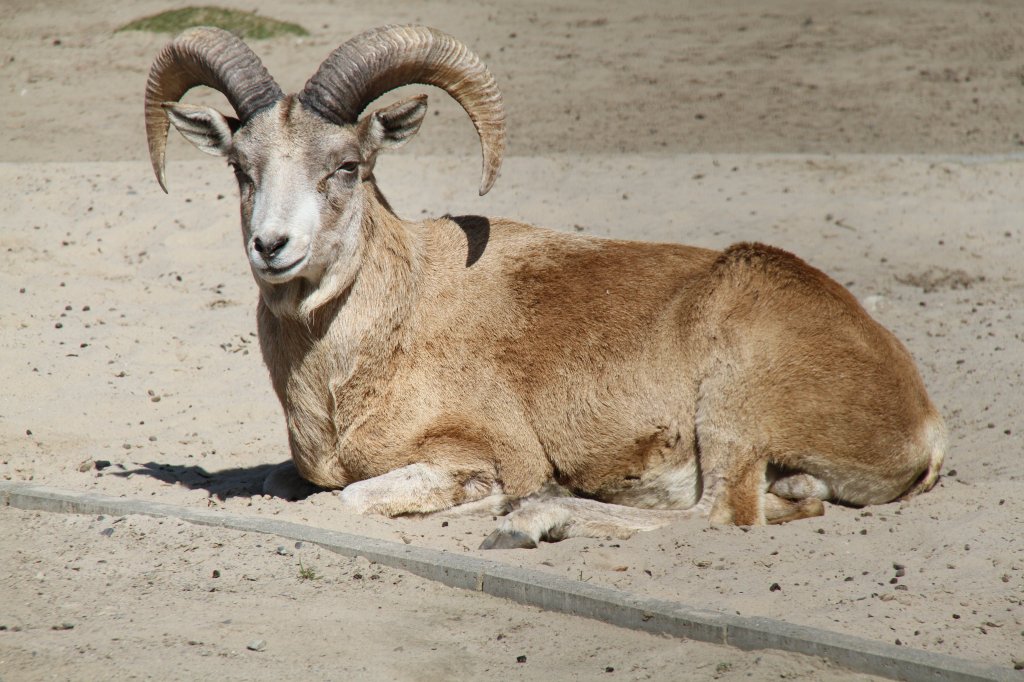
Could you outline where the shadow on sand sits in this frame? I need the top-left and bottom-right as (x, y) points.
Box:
(106, 460), (323, 501)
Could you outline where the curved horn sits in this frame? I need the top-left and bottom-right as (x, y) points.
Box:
(298, 25), (506, 195)
(145, 26), (283, 192)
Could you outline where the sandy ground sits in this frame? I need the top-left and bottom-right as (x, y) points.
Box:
(2, 507), (880, 682)
(2, 0), (1023, 679)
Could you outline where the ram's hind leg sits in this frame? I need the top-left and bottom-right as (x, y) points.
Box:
(769, 472), (832, 501)
(695, 378), (823, 526)
(704, 451), (768, 526)
(479, 497), (684, 549)
(701, 455), (826, 526)
(690, 421), (770, 525)
(762, 473), (828, 524)
(764, 493), (825, 524)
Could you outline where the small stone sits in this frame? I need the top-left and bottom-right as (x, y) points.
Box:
(892, 562), (905, 571)
(516, 655), (527, 664)
(247, 639), (266, 652)
(52, 623), (74, 631)
(275, 546), (292, 556)
(77, 459), (93, 473)
(94, 460), (111, 471)
(211, 570), (220, 579)
(1013, 658), (1024, 671)
(769, 583), (781, 592)
(605, 666), (615, 673)
(100, 528), (114, 537)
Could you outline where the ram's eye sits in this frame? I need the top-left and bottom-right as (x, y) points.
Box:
(335, 161), (359, 175)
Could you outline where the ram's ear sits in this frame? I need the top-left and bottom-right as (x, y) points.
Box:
(163, 103), (238, 157)
(357, 94), (428, 155)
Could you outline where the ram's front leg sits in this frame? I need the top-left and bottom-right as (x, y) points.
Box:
(336, 462), (500, 517)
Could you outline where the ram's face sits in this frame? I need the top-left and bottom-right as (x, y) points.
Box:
(228, 99), (364, 285)
(163, 94), (427, 287)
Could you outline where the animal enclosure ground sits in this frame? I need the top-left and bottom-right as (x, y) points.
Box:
(1, 0), (1022, 678)
(4, 507), (880, 681)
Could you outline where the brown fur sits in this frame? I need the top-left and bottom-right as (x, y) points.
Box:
(258, 185), (944, 521)
(165, 92), (945, 543)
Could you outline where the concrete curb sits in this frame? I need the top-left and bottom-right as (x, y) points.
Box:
(1, 482), (1014, 681)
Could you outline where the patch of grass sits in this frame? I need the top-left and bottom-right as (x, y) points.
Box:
(116, 6), (308, 39)
(297, 558), (319, 581)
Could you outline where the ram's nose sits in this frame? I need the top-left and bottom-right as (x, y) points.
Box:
(252, 234), (289, 260)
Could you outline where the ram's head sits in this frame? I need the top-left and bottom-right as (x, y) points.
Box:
(145, 25), (505, 290)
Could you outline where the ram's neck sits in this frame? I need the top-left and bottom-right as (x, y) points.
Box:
(329, 186), (422, 367)
(256, 188), (422, 473)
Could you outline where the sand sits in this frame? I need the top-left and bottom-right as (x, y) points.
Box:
(1, 0), (1022, 678)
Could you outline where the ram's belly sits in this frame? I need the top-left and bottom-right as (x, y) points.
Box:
(541, 412), (702, 511)
(592, 457), (701, 510)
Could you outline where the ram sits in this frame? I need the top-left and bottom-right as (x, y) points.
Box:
(146, 25), (946, 549)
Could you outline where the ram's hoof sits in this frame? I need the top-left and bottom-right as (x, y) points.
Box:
(479, 529), (537, 550)
(262, 461), (323, 501)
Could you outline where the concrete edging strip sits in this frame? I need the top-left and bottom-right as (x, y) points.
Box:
(1, 482), (1013, 681)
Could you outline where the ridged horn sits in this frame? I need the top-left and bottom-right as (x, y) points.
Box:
(298, 25), (506, 195)
(145, 26), (283, 192)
